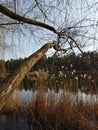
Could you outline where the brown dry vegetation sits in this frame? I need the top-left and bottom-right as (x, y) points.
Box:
(1, 85), (98, 130)
(24, 91), (98, 130)
(1, 92), (20, 114)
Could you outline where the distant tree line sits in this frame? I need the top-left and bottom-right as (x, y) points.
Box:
(2, 51), (98, 75)
(32, 51), (98, 72)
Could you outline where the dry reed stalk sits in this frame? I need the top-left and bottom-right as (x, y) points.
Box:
(2, 93), (20, 114)
(24, 88), (98, 130)
(1, 81), (98, 130)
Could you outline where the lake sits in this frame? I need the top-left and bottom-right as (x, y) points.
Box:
(0, 77), (98, 130)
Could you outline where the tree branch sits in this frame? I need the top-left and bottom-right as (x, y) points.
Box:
(35, 0), (47, 19)
(0, 4), (83, 54)
(0, 4), (58, 34)
(66, 34), (84, 54)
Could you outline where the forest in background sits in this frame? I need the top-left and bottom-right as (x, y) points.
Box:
(0, 51), (98, 78)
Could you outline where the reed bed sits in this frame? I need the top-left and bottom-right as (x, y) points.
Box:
(1, 91), (20, 114)
(1, 80), (98, 130)
(23, 89), (98, 130)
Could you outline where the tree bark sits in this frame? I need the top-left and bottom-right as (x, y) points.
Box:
(0, 41), (57, 110)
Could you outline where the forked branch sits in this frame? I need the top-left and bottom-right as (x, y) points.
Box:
(0, 4), (58, 34)
(0, 4), (83, 53)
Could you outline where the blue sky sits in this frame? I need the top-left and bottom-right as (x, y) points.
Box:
(0, 0), (98, 60)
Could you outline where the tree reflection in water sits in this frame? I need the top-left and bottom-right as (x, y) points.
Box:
(0, 77), (98, 130)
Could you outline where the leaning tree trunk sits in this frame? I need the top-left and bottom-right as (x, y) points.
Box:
(0, 41), (57, 110)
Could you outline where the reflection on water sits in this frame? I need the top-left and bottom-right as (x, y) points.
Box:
(13, 76), (98, 103)
(0, 114), (30, 130)
(13, 85), (98, 104)
(0, 77), (98, 130)
(13, 89), (37, 102)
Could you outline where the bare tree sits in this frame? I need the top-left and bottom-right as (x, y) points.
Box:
(0, 0), (98, 109)
(0, 1), (88, 56)
(0, 0), (98, 57)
